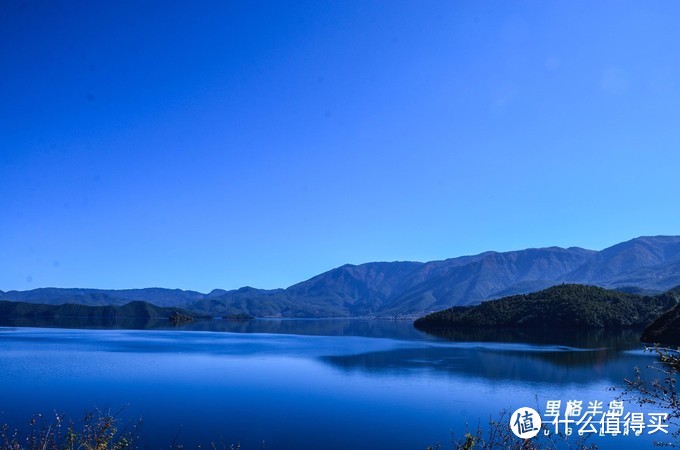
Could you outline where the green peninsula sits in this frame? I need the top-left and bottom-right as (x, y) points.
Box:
(414, 284), (679, 330)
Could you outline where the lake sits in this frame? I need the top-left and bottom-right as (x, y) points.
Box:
(0, 320), (670, 449)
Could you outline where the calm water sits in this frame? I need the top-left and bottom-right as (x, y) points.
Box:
(0, 320), (670, 449)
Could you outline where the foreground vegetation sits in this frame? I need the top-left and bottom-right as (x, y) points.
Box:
(0, 409), (252, 450)
(2, 408), (600, 450)
(0, 408), (140, 450)
(440, 345), (680, 450)
(440, 410), (599, 450)
(621, 345), (680, 445)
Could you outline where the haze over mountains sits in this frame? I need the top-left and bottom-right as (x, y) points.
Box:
(2, 236), (680, 318)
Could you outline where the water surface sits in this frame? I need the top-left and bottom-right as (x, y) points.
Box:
(0, 320), (669, 449)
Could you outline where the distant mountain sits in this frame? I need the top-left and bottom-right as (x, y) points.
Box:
(377, 247), (595, 315)
(184, 249), (595, 317)
(413, 284), (680, 330)
(563, 236), (680, 291)
(3, 235), (680, 318)
(0, 287), (205, 308)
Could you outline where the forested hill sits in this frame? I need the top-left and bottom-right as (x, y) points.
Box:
(413, 284), (680, 330)
(0, 300), (200, 320)
(641, 286), (680, 345)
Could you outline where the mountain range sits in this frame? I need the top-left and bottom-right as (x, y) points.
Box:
(2, 235), (680, 318)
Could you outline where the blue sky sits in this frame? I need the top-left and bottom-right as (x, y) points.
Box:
(1, 1), (679, 292)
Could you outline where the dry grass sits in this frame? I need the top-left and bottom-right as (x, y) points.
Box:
(0, 408), (140, 450)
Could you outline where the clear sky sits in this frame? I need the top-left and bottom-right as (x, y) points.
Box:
(1, 1), (679, 292)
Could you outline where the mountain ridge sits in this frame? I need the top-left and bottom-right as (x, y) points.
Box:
(2, 235), (680, 318)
